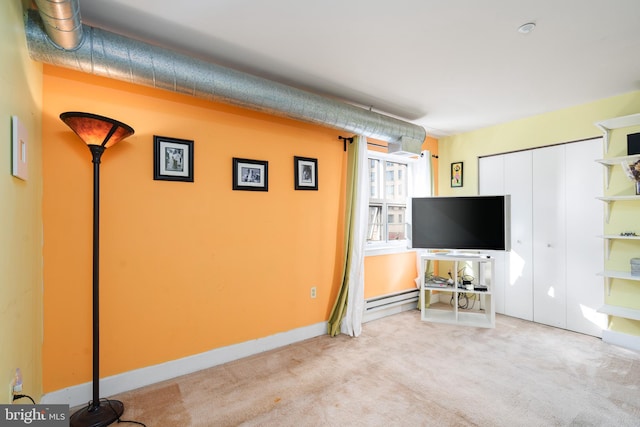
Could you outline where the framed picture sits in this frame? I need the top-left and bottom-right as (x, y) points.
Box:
(232, 157), (268, 191)
(294, 156), (318, 190)
(154, 136), (194, 182)
(451, 162), (463, 187)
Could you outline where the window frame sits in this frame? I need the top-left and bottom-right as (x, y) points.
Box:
(365, 151), (417, 256)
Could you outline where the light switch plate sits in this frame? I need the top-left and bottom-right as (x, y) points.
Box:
(12, 115), (28, 180)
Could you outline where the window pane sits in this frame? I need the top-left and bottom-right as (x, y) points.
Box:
(367, 205), (383, 242)
(385, 161), (407, 202)
(387, 205), (406, 240)
(369, 159), (380, 199)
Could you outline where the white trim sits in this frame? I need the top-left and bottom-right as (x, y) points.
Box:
(41, 321), (327, 407)
(601, 329), (640, 353)
(365, 243), (414, 256)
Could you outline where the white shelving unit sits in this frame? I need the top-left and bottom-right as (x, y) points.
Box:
(595, 113), (640, 350)
(419, 253), (495, 328)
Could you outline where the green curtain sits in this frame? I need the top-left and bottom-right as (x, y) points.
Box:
(327, 136), (360, 337)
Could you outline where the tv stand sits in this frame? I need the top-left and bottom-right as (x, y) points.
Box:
(419, 253), (495, 328)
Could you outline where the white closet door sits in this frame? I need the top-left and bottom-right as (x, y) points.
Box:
(479, 155), (505, 195)
(565, 138), (606, 337)
(503, 150), (534, 321)
(533, 145), (567, 329)
(479, 155), (506, 314)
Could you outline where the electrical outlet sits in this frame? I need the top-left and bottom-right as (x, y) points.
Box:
(310, 287), (317, 299)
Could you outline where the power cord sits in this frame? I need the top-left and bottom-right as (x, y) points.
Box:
(12, 394), (36, 404)
(99, 399), (147, 427)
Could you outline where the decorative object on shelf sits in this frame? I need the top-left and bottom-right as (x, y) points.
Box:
(232, 157), (268, 191)
(632, 258), (640, 277)
(153, 135), (194, 182)
(451, 161), (463, 187)
(621, 159), (640, 195)
(59, 111), (134, 427)
(294, 156), (318, 190)
(628, 132), (640, 155)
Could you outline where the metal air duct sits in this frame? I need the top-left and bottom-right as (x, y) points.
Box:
(32, 0), (83, 50)
(25, 8), (425, 151)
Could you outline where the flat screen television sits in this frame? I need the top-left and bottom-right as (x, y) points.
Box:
(411, 195), (511, 251)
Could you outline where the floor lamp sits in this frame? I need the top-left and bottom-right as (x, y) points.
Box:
(60, 112), (135, 427)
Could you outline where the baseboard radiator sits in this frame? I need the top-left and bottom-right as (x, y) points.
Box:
(363, 288), (419, 323)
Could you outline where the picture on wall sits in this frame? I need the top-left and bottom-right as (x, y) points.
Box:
(451, 162), (463, 187)
(153, 135), (194, 182)
(294, 156), (318, 190)
(232, 157), (269, 191)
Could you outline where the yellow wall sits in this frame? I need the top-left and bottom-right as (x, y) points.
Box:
(438, 91), (640, 196)
(42, 66), (348, 392)
(438, 91), (640, 336)
(0, 0), (44, 403)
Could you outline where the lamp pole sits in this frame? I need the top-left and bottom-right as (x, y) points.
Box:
(89, 144), (105, 412)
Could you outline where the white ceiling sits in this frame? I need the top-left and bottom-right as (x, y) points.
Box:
(78, 0), (640, 137)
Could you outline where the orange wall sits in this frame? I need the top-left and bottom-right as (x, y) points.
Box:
(42, 66), (348, 392)
(364, 253), (418, 299)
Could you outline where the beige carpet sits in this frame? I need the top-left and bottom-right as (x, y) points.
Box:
(110, 311), (640, 426)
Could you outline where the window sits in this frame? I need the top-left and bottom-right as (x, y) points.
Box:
(367, 152), (411, 247)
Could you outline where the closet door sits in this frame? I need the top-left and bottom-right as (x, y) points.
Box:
(565, 138), (606, 337)
(503, 150), (533, 321)
(532, 145), (567, 329)
(479, 155), (506, 314)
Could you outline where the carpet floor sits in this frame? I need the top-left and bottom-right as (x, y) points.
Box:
(110, 311), (640, 426)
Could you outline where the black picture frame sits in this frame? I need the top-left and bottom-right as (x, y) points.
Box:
(232, 157), (269, 191)
(451, 161), (463, 188)
(294, 156), (318, 190)
(153, 135), (194, 182)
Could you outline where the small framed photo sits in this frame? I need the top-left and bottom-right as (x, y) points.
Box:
(294, 156), (318, 190)
(154, 136), (194, 182)
(232, 157), (268, 191)
(451, 162), (463, 187)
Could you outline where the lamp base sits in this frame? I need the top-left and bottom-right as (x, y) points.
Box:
(70, 399), (124, 427)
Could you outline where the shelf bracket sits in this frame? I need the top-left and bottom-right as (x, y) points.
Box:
(604, 165), (612, 189)
(603, 200), (611, 223)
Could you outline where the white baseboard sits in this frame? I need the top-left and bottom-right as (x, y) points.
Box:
(41, 321), (327, 407)
(602, 329), (640, 353)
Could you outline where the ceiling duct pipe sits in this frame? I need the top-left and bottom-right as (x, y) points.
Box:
(25, 8), (425, 152)
(32, 0), (83, 51)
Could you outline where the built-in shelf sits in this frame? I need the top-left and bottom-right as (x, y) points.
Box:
(595, 154), (640, 188)
(597, 304), (640, 322)
(599, 234), (640, 259)
(596, 196), (640, 223)
(598, 270), (640, 295)
(595, 113), (640, 152)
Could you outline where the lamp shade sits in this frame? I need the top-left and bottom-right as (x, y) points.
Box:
(60, 112), (134, 148)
